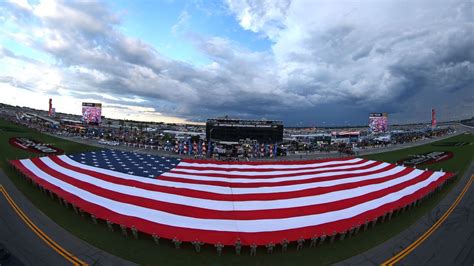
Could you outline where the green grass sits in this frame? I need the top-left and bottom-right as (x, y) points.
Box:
(1, 118), (473, 265)
(363, 133), (473, 177)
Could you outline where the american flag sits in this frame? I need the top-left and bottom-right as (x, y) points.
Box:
(10, 149), (452, 245)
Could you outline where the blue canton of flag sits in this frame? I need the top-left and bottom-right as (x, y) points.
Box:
(68, 150), (181, 178)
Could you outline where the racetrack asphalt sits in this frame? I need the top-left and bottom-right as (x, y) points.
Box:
(0, 169), (135, 266)
(335, 161), (474, 266)
(1, 124), (472, 265)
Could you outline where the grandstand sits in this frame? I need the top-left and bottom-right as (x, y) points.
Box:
(0, 103), (472, 265)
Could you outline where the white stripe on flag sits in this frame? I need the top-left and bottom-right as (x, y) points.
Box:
(177, 158), (363, 169)
(161, 161), (387, 183)
(52, 157), (409, 195)
(19, 159), (444, 233)
(169, 159), (369, 176)
(36, 157), (429, 211)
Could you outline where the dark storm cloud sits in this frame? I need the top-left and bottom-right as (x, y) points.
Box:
(2, 0), (473, 124)
(2, 0), (306, 122)
(265, 0), (473, 124)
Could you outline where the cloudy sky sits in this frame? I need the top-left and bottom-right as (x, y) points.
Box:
(0, 0), (472, 126)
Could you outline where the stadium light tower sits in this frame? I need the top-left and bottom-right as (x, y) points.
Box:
(431, 108), (437, 129)
(48, 98), (53, 116)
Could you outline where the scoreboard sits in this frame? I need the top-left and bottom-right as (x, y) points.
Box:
(369, 113), (388, 133)
(82, 102), (102, 125)
(206, 118), (283, 143)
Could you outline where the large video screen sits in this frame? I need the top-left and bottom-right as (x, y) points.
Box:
(82, 102), (102, 124)
(369, 113), (388, 133)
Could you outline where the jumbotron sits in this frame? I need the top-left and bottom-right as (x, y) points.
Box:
(206, 117), (283, 143)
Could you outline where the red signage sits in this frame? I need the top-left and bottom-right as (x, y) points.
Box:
(9, 137), (63, 155)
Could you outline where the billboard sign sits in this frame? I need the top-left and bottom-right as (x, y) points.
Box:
(82, 102), (102, 124)
(369, 113), (388, 133)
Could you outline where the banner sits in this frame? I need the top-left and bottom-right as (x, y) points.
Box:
(9, 137), (63, 154)
(397, 151), (453, 166)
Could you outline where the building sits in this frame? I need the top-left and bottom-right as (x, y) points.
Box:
(331, 131), (360, 143)
(26, 113), (60, 128)
(206, 118), (284, 143)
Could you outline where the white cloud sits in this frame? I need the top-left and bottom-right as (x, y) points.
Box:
(171, 10), (191, 35)
(225, 0), (474, 122)
(7, 0), (32, 11)
(226, 0), (290, 39)
(0, 0), (472, 125)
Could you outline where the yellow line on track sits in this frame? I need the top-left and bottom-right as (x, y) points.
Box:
(382, 175), (474, 266)
(0, 184), (87, 266)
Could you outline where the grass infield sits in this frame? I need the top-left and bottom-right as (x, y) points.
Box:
(1, 118), (473, 265)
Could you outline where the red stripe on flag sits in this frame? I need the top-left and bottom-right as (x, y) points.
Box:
(158, 163), (396, 188)
(10, 159), (453, 245)
(28, 158), (429, 220)
(174, 159), (368, 173)
(168, 160), (374, 178)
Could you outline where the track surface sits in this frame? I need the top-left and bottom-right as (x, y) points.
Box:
(336, 162), (474, 266)
(399, 173), (474, 265)
(1, 125), (472, 265)
(0, 169), (135, 266)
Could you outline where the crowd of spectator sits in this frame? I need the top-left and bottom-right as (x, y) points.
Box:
(0, 106), (457, 161)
